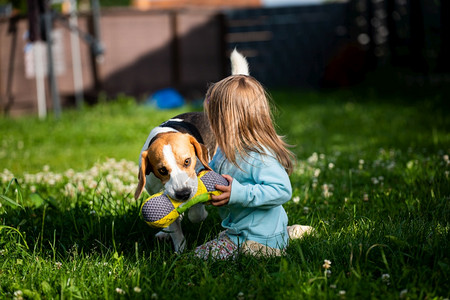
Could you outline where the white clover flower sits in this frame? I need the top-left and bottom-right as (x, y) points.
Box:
(237, 291), (245, 300)
(322, 184), (334, 198)
(323, 259), (332, 269)
(8, 159), (139, 200)
(90, 166), (100, 177)
(371, 177), (379, 185)
(13, 290), (23, 300)
(308, 152), (319, 164)
(314, 168), (321, 178)
(55, 262), (62, 269)
(151, 293), (158, 300)
(134, 286), (142, 293)
(88, 180), (98, 189)
(358, 159), (364, 169)
(387, 162), (396, 170)
(443, 154), (449, 162)
(64, 184), (76, 198)
(339, 290), (346, 296)
(303, 206), (310, 214)
(381, 273), (390, 284)
(363, 194), (369, 202)
(292, 196), (300, 204)
(115, 288), (125, 295)
(326, 269), (332, 277)
(295, 165), (305, 175)
(76, 183), (85, 193)
(399, 289), (408, 299)
(1, 169), (14, 184)
(328, 162), (335, 169)
(330, 284), (337, 289)
(65, 169), (75, 177)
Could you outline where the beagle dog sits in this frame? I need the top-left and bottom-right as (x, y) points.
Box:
(135, 112), (216, 253)
(136, 49), (249, 253)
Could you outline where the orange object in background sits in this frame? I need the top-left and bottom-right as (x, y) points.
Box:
(131, 0), (261, 10)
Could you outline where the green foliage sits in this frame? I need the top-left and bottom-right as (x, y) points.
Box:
(0, 90), (449, 299)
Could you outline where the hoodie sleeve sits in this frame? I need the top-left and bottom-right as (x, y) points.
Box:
(227, 155), (292, 209)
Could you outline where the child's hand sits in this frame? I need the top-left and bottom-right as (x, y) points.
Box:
(210, 175), (233, 207)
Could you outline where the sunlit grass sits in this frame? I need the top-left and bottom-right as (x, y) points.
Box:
(1, 89), (449, 299)
(0, 95), (190, 174)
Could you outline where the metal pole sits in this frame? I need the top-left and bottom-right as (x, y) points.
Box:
(69, 0), (84, 108)
(4, 17), (18, 114)
(170, 11), (180, 88)
(43, 10), (61, 118)
(34, 42), (47, 119)
(89, 0), (104, 93)
(91, 0), (101, 48)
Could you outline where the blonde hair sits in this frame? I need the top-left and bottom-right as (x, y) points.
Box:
(204, 75), (295, 175)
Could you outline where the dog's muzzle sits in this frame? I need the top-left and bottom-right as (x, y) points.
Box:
(175, 187), (192, 201)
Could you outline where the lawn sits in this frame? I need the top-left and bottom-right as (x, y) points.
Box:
(0, 88), (449, 299)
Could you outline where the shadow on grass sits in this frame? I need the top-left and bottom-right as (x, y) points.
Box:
(1, 192), (223, 260)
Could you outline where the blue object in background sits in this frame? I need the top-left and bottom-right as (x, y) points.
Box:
(146, 88), (185, 109)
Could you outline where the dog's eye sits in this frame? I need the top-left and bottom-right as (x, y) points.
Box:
(158, 167), (168, 176)
(184, 158), (191, 167)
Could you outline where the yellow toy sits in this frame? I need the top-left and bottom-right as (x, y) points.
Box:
(141, 170), (228, 228)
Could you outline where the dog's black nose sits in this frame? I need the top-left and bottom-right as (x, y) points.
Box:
(175, 188), (191, 201)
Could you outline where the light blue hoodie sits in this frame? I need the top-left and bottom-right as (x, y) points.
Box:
(209, 148), (292, 249)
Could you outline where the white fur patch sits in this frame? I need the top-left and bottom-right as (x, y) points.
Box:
(167, 118), (183, 122)
(162, 144), (198, 200)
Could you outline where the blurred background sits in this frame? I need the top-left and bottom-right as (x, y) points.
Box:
(0, 0), (448, 116)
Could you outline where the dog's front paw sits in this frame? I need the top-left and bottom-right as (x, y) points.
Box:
(155, 230), (171, 241)
(188, 203), (208, 223)
(174, 238), (186, 254)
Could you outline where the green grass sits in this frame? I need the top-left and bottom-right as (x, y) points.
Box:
(0, 88), (449, 299)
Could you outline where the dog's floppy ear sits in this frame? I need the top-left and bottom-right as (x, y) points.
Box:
(135, 149), (151, 200)
(190, 136), (212, 171)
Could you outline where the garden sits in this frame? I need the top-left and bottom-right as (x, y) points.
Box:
(0, 86), (449, 299)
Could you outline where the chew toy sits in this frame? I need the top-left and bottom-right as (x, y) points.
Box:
(141, 170), (228, 228)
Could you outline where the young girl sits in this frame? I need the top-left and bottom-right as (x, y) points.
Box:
(194, 51), (310, 260)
